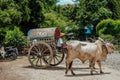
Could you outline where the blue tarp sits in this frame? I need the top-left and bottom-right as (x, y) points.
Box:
(85, 25), (94, 34)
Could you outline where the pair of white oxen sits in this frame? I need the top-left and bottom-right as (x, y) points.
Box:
(65, 38), (115, 75)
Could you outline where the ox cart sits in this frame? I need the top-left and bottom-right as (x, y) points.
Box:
(27, 27), (65, 68)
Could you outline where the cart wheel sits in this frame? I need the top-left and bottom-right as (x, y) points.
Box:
(43, 43), (64, 66)
(28, 41), (53, 68)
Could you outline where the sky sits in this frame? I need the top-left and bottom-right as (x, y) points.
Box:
(56, 0), (76, 5)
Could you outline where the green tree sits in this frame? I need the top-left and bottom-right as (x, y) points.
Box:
(77, 0), (112, 26)
(41, 11), (75, 32)
(0, 0), (22, 41)
(19, 0), (44, 34)
(0, 0), (22, 27)
(41, 2), (76, 33)
(56, 4), (76, 20)
(19, 0), (58, 34)
(0, 0), (58, 36)
(107, 0), (120, 19)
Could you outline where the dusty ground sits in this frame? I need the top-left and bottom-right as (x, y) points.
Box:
(0, 53), (120, 80)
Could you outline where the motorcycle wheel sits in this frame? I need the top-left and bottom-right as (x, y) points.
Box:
(8, 52), (17, 60)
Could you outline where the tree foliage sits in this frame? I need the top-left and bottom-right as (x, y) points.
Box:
(76, 0), (112, 26)
(0, 0), (22, 27)
(56, 4), (76, 21)
(41, 11), (67, 28)
(107, 0), (120, 19)
(1, 0), (120, 43)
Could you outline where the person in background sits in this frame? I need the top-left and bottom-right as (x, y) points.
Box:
(57, 33), (65, 51)
(32, 39), (37, 45)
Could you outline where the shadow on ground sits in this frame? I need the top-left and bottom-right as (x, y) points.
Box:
(65, 72), (111, 77)
(23, 65), (92, 70)
(23, 65), (111, 77)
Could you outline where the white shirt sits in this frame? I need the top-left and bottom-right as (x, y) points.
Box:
(32, 39), (37, 45)
(57, 38), (63, 47)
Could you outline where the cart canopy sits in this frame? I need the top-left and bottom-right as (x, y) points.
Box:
(28, 27), (61, 41)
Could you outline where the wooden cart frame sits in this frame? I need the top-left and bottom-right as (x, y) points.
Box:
(27, 27), (65, 68)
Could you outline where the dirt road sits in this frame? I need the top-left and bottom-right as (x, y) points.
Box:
(0, 54), (120, 80)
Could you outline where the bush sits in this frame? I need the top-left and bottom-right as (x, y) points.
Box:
(96, 19), (120, 38)
(4, 26), (26, 47)
(100, 34), (114, 41)
(113, 20), (120, 37)
(96, 19), (115, 35)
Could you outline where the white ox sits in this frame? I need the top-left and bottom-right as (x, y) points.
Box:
(65, 39), (114, 75)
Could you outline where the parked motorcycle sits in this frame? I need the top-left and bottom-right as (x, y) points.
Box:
(0, 45), (18, 61)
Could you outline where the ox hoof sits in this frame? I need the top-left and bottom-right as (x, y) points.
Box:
(65, 71), (68, 75)
(100, 71), (104, 74)
(90, 72), (93, 75)
(91, 73), (93, 75)
(72, 72), (76, 76)
(71, 70), (76, 75)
